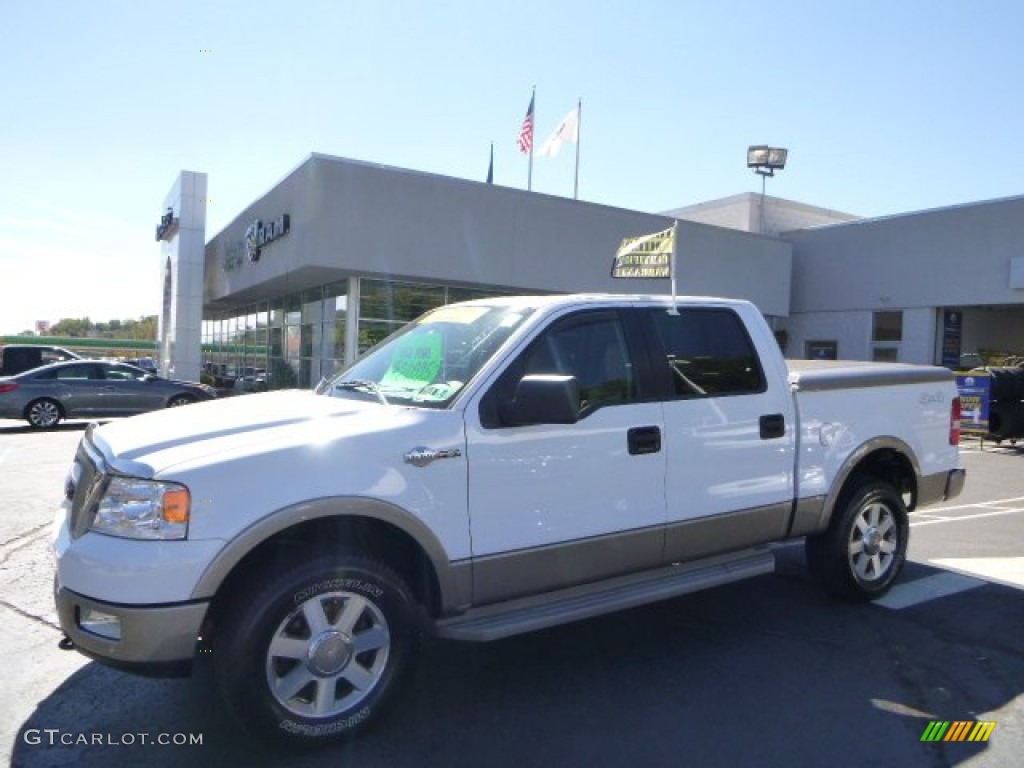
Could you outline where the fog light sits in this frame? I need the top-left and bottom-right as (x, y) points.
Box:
(79, 607), (122, 641)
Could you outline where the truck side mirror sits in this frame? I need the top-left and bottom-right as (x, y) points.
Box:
(502, 374), (580, 426)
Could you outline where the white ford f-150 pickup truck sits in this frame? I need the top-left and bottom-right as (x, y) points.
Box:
(53, 294), (965, 743)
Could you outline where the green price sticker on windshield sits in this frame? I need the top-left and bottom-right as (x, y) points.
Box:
(381, 332), (442, 389)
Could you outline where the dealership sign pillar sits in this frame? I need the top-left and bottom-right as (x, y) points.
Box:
(156, 171), (207, 382)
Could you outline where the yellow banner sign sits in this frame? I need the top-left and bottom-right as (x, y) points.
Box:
(611, 226), (674, 278)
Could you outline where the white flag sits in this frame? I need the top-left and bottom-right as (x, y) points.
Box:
(536, 105), (580, 158)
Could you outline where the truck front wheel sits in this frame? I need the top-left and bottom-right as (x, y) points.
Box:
(805, 479), (909, 601)
(214, 554), (421, 744)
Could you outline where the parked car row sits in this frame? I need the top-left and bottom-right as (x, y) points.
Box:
(0, 360), (215, 428)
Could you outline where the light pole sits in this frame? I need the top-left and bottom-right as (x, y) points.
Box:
(747, 145), (788, 234)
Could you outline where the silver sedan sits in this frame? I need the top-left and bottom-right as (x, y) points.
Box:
(0, 361), (216, 428)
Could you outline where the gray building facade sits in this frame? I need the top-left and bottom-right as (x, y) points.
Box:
(196, 154), (1023, 388)
(781, 196), (1024, 365)
(202, 154), (792, 388)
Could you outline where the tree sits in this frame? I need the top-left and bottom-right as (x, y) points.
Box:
(129, 316), (158, 340)
(50, 317), (92, 337)
(43, 315), (157, 340)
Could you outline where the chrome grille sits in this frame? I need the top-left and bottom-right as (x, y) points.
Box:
(69, 437), (109, 539)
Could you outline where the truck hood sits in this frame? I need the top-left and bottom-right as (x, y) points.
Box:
(90, 390), (397, 476)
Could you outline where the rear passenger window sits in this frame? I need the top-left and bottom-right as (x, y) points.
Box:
(650, 309), (765, 397)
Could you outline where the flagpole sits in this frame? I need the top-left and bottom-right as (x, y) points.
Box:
(669, 220), (679, 314)
(528, 86), (535, 191)
(573, 98), (581, 199)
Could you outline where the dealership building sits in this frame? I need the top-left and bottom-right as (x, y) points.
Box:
(154, 154), (1024, 387)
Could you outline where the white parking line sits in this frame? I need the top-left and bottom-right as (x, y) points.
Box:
(923, 495), (1024, 513)
(910, 506), (1024, 527)
(875, 571), (986, 610)
(929, 557), (1024, 591)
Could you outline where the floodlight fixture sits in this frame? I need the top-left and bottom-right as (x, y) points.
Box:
(747, 145), (788, 176)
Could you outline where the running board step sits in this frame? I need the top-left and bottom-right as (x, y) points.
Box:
(435, 548), (775, 642)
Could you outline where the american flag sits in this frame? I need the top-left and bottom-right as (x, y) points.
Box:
(517, 93), (534, 154)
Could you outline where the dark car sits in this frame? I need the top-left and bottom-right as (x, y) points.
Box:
(0, 344), (82, 376)
(0, 361), (216, 428)
(123, 356), (158, 375)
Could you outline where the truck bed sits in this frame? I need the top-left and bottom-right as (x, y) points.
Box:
(787, 359), (954, 392)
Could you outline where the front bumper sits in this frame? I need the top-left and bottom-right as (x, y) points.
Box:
(55, 584), (208, 677)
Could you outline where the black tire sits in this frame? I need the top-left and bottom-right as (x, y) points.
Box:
(167, 394), (195, 408)
(214, 554), (421, 745)
(805, 479), (909, 602)
(25, 398), (63, 429)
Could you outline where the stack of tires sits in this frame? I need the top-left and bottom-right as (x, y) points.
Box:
(985, 366), (1024, 441)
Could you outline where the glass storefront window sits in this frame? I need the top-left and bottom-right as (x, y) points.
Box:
(300, 324), (317, 358)
(285, 294), (301, 326)
(285, 325), (300, 360)
(359, 320), (403, 354)
(206, 278), (520, 389)
(270, 327), (283, 358)
(328, 323), (346, 359)
(325, 280), (347, 302)
(302, 287), (324, 324)
(270, 297), (285, 328)
(447, 286), (508, 304)
(360, 279), (446, 323)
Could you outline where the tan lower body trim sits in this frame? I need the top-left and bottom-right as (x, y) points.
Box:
(471, 525), (664, 606)
(664, 502), (793, 562)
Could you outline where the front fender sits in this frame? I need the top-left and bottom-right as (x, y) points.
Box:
(190, 496), (472, 613)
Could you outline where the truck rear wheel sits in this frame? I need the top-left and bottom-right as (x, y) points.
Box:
(214, 554), (420, 744)
(805, 479), (908, 601)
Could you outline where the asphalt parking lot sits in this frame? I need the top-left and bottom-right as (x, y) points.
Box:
(1, 422), (1021, 767)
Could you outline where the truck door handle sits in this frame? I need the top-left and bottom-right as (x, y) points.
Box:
(759, 413), (785, 439)
(627, 426), (661, 455)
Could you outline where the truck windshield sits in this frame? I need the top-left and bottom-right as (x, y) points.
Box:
(319, 303), (534, 407)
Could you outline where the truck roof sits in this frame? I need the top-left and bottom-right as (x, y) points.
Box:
(456, 293), (755, 311)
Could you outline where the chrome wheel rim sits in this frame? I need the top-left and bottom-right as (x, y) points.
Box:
(168, 397), (192, 407)
(28, 401), (60, 427)
(265, 590), (390, 718)
(848, 500), (898, 582)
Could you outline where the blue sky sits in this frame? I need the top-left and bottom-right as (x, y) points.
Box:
(2, 0), (1023, 334)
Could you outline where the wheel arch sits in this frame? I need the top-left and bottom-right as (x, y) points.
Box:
(820, 437), (920, 529)
(193, 497), (470, 637)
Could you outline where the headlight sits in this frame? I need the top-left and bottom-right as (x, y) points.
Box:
(90, 477), (190, 540)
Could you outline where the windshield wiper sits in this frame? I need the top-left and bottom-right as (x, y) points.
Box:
(332, 379), (389, 405)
